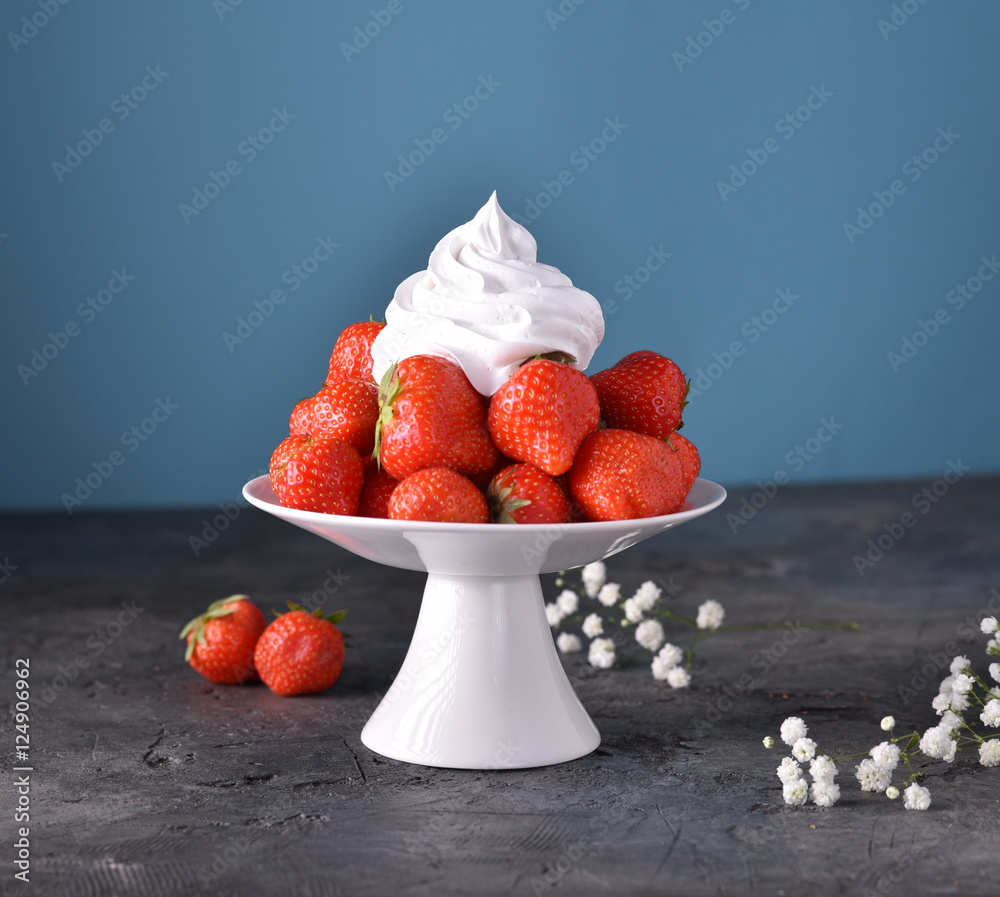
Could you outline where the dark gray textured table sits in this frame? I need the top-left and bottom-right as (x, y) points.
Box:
(2, 476), (999, 896)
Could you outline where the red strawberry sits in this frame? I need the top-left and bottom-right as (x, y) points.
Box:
(567, 429), (685, 521)
(667, 432), (700, 509)
(288, 379), (379, 460)
(488, 463), (572, 525)
(254, 603), (347, 696)
(270, 434), (308, 478)
(270, 435), (364, 515)
(326, 320), (386, 384)
(487, 359), (600, 476)
(357, 466), (399, 518)
(180, 595), (267, 684)
(590, 350), (688, 439)
(388, 467), (490, 523)
(375, 356), (498, 481)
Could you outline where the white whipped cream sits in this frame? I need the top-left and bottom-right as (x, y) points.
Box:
(370, 191), (605, 395)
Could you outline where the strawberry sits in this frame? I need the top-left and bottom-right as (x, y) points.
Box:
(180, 595), (267, 684)
(375, 355), (498, 481)
(288, 379), (379, 460)
(388, 467), (490, 523)
(487, 358), (600, 476)
(326, 320), (386, 384)
(270, 435), (364, 515)
(254, 603), (347, 696)
(357, 466), (399, 518)
(487, 463), (572, 525)
(667, 431), (701, 509)
(567, 429), (686, 521)
(590, 350), (688, 439)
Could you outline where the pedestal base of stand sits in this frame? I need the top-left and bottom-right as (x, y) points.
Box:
(361, 572), (600, 769)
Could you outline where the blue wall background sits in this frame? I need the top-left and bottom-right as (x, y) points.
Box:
(2, 0), (998, 512)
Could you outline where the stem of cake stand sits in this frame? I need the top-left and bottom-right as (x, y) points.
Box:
(360, 570), (600, 769)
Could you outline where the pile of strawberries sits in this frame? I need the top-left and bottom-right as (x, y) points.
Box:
(269, 320), (700, 524)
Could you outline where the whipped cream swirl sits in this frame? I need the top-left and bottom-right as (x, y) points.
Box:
(370, 191), (605, 396)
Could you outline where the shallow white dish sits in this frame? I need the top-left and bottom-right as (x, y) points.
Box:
(243, 475), (727, 769)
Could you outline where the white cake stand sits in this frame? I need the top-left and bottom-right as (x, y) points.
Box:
(243, 475), (726, 769)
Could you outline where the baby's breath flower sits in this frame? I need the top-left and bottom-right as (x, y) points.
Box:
(939, 710), (963, 733)
(931, 692), (951, 714)
(981, 616), (999, 634)
(810, 780), (840, 807)
(950, 692), (970, 713)
(950, 656), (970, 676)
(588, 637), (616, 669)
(809, 755), (837, 783)
(780, 717), (808, 746)
(856, 758), (892, 793)
(581, 562), (606, 597)
(919, 724), (957, 762)
(990, 662), (1000, 683)
(656, 643), (684, 668)
(951, 673), (974, 696)
(869, 741), (900, 770)
(665, 666), (691, 689)
(776, 757), (802, 784)
(582, 613), (604, 638)
(651, 655), (676, 681)
(623, 597), (645, 623)
(597, 583), (621, 607)
(556, 632), (581, 654)
(545, 603), (564, 628)
(763, 736), (775, 749)
(980, 698), (1000, 728)
(987, 639), (1000, 657)
(695, 599), (725, 631)
(632, 581), (662, 612)
(635, 619), (665, 652)
(979, 739), (1000, 767)
(886, 785), (900, 800)
(880, 715), (895, 731)
(791, 737), (817, 763)
(782, 778), (808, 806)
(902, 782), (931, 811)
(556, 589), (579, 616)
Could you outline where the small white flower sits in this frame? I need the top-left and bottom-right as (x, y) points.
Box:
(696, 599), (725, 630)
(782, 778), (808, 806)
(919, 725), (957, 762)
(869, 741), (900, 769)
(950, 691), (970, 713)
(556, 589), (579, 616)
(939, 710), (963, 733)
(809, 755), (837, 784)
(665, 666), (691, 688)
(582, 613), (604, 638)
(880, 715), (895, 731)
(979, 739), (1000, 767)
(597, 583), (621, 607)
(651, 655), (675, 681)
(981, 616), (999, 634)
(951, 673), (974, 696)
(776, 757), (802, 784)
(623, 597), (645, 623)
(902, 783), (931, 811)
(810, 780), (840, 807)
(856, 758), (892, 793)
(980, 698), (1000, 728)
(588, 637), (616, 670)
(632, 580), (662, 612)
(545, 603), (564, 628)
(931, 692), (951, 714)
(779, 717), (808, 746)
(791, 737), (817, 763)
(950, 656), (970, 676)
(886, 785), (900, 800)
(763, 736), (775, 749)
(635, 619), (665, 652)
(656, 643), (684, 668)
(987, 639), (1000, 657)
(990, 663), (1000, 683)
(992, 687), (1000, 699)
(581, 562), (606, 597)
(556, 632), (581, 654)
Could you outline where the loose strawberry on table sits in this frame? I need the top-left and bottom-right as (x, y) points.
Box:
(180, 595), (267, 684)
(487, 358), (600, 477)
(590, 350), (688, 440)
(254, 603), (348, 696)
(270, 435), (364, 515)
(388, 467), (490, 523)
(326, 319), (385, 384)
(488, 463), (572, 525)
